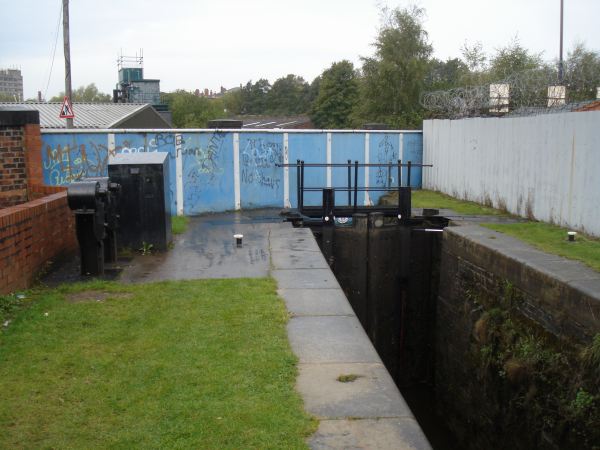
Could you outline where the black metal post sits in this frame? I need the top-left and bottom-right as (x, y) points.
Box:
(407, 161), (412, 187)
(296, 159), (300, 209)
(354, 160), (359, 210)
(387, 162), (392, 188)
(397, 159), (402, 187)
(397, 159), (402, 216)
(300, 160), (305, 213)
(347, 159), (352, 205)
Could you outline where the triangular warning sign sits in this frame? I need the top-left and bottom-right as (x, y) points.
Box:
(59, 96), (75, 119)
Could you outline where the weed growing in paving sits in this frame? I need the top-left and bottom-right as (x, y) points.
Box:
(171, 215), (190, 235)
(0, 278), (316, 449)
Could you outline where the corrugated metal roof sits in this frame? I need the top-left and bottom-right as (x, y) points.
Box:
(237, 115), (313, 129)
(0, 102), (150, 129)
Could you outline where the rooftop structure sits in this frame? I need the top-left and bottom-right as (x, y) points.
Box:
(0, 102), (171, 129)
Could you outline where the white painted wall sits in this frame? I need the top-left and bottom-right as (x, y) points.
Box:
(423, 111), (600, 236)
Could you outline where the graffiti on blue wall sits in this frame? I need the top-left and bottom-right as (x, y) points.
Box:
(182, 132), (233, 214)
(41, 131), (423, 215)
(239, 134), (283, 208)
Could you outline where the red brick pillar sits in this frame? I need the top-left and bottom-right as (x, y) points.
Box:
(0, 110), (40, 208)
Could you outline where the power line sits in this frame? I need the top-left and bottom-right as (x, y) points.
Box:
(43, 0), (63, 101)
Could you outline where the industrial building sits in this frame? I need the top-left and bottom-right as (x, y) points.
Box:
(0, 68), (24, 101)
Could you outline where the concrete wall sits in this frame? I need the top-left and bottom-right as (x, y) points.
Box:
(423, 111), (600, 236)
(41, 129), (423, 216)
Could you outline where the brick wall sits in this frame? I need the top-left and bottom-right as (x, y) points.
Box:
(0, 189), (77, 295)
(0, 110), (77, 295)
(0, 126), (28, 207)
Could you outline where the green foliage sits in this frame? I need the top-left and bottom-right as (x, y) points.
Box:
(0, 292), (31, 327)
(425, 57), (470, 91)
(162, 90), (227, 128)
(570, 389), (596, 416)
(358, 6), (432, 128)
(139, 241), (154, 255)
(0, 279), (316, 448)
(310, 60), (359, 129)
(267, 74), (310, 115)
(469, 299), (600, 447)
(582, 334), (600, 372)
(240, 79), (271, 114)
(488, 37), (544, 80)
(50, 83), (111, 103)
(565, 42), (600, 102)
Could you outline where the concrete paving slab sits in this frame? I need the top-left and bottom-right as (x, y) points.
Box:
(269, 234), (323, 253)
(288, 316), (381, 364)
(271, 250), (330, 270)
(119, 210), (282, 283)
(308, 418), (431, 450)
(278, 288), (354, 316)
(297, 363), (413, 419)
(272, 268), (341, 289)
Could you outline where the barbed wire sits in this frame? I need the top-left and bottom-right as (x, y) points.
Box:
(421, 66), (600, 118)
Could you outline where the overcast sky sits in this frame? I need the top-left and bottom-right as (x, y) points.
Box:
(1, 0), (598, 101)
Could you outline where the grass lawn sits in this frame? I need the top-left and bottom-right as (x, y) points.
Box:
(171, 215), (190, 235)
(411, 190), (504, 215)
(379, 189), (504, 215)
(0, 279), (315, 449)
(481, 222), (600, 273)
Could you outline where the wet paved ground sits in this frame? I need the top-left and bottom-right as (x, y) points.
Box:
(119, 209), (284, 283)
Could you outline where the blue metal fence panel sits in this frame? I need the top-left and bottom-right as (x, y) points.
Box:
(40, 130), (422, 215)
(238, 133), (284, 208)
(181, 131), (234, 214)
(403, 133), (423, 188)
(288, 133), (327, 207)
(331, 133), (365, 207)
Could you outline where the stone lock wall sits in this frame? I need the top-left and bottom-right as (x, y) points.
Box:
(436, 225), (600, 450)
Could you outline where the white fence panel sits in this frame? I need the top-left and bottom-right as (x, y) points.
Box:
(423, 111), (600, 236)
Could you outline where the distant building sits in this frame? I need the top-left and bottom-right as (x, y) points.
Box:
(113, 52), (171, 125)
(0, 69), (23, 101)
(0, 102), (171, 129)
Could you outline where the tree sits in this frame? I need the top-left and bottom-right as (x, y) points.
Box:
(358, 6), (432, 128)
(239, 79), (271, 114)
(564, 43), (600, 101)
(267, 74), (310, 115)
(488, 37), (544, 80)
(162, 90), (227, 128)
(50, 83), (111, 102)
(425, 58), (470, 91)
(310, 61), (359, 129)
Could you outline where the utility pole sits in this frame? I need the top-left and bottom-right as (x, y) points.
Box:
(63, 0), (73, 128)
(558, 0), (564, 84)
